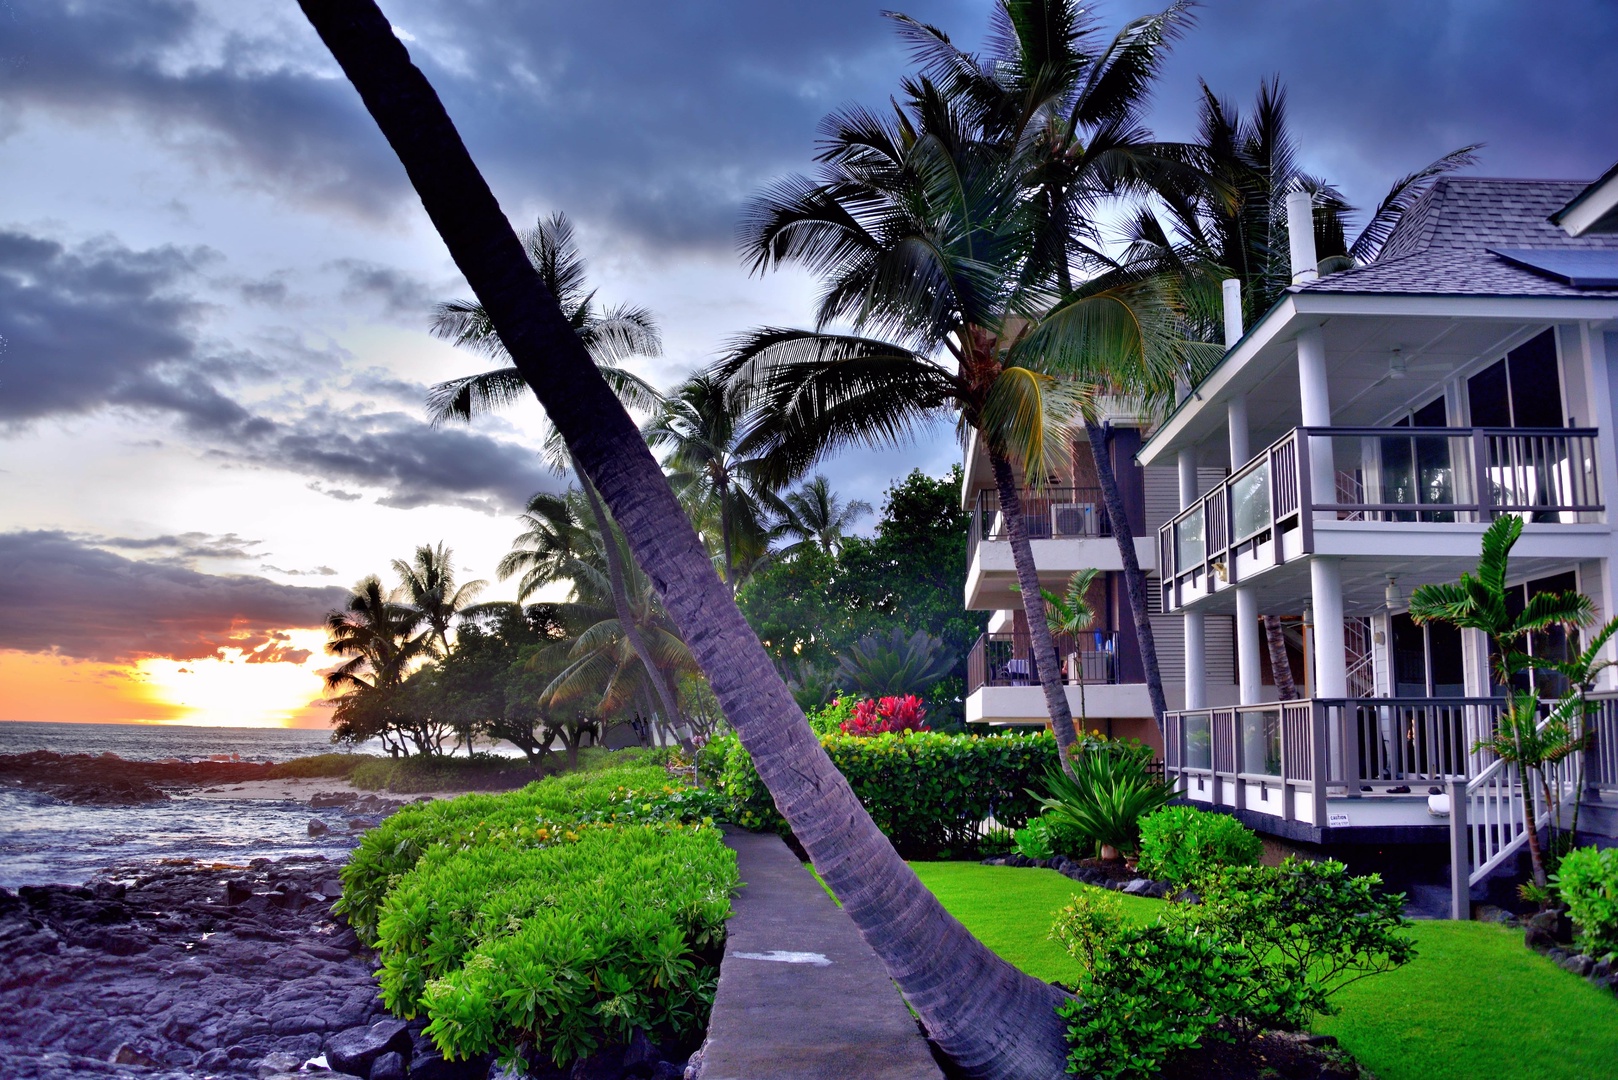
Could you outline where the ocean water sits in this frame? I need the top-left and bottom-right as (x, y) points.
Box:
(0, 720), (354, 762)
(0, 722), (379, 889)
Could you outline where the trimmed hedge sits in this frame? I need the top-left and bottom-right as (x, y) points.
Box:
(714, 730), (1056, 858)
(336, 763), (689, 943)
(1136, 805), (1263, 886)
(376, 822), (736, 1069)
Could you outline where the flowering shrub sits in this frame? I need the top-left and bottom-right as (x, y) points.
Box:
(842, 694), (930, 736)
(807, 696), (857, 735)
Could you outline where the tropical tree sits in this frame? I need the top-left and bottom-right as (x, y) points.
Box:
(643, 371), (785, 595)
(424, 213), (687, 738)
(887, 0), (1214, 731)
(1125, 77), (1476, 694)
(1409, 515), (1593, 887)
(498, 489), (695, 747)
(323, 574), (433, 755)
(303, 6), (1074, 1072)
(1036, 568), (1101, 734)
(722, 3), (1208, 764)
(391, 541), (486, 657)
(775, 474), (873, 556)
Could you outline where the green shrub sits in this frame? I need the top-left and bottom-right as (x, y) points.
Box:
(1014, 817), (1056, 859)
(1057, 923), (1288, 1080)
(376, 822), (737, 1069)
(1136, 806), (1263, 886)
(1049, 889), (1125, 971)
(1183, 857), (1416, 1026)
(806, 697), (856, 736)
(1034, 739), (1171, 858)
(1552, 845), (1618, 958)
(717, 730), (1056, 858)
(266, 753), (376, 779)
(336, 764), (685, 943)
(349, 752), (545, 794)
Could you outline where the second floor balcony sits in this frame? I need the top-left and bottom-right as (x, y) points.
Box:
(1159, 426), (1604, 612)
(966, 630), (1122, 693)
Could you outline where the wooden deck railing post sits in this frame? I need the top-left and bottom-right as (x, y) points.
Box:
(1448, 776), (1470, 920)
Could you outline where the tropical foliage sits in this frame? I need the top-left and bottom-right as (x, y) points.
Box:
(1410, 515), (1601, 886)
(1552, 846), (1618, 959)
(1033, 735), (1172, 858)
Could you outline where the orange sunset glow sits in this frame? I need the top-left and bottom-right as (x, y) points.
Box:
(0, 630), (333, 729)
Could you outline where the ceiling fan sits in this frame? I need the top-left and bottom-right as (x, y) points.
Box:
(1385, 346), (1454, 381)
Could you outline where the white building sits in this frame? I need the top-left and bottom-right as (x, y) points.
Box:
(963, 168), (1618, 909)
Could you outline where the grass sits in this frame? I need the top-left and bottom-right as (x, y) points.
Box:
(911, 862), (1618, 1080)
(265, 753), (377, 779)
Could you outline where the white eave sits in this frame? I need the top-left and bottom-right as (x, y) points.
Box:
(1137, 289), (1618, 469)
(1552, 161), (1618, 237)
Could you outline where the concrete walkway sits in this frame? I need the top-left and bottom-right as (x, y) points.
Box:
(699, 829), (944, 1080)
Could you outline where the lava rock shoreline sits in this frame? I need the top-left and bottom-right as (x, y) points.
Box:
(0, 751), (291, 806)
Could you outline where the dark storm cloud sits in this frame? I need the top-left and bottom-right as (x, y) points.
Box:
(0, 229), (219, 426)
(96, 530), (263, 563)
(258, 405), (560, 514)
(1, 0), (980, 252)
(331, 260), (437, 322)
(0, 0), (409, 218)
(0, 530), (348, 663)
(1109, 0), (1618, 211)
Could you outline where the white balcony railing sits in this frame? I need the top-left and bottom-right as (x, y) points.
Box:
(1159, 427), (1603, 612)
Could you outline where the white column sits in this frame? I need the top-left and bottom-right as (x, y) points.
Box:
(1297, 325), (1335, 504)
(1228, 394), (1251, 469)
(1580, 323), (1618, 690)
(1286, 190), (1318, 284)
(1311, 558), (1347, 698)
(1178, 447), (1207, 709)
(1222, 278), (1244, 349)
(1236, 586), (1261, 705)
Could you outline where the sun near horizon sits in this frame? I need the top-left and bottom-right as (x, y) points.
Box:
(0, 628), (335, 730)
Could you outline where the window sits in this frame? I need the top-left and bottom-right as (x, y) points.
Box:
(1381, 395), (1456, 519)
(1466, 329), (1563, 430)
(1391, 613), (1465, 697)
(1495, 571), (1578, 698)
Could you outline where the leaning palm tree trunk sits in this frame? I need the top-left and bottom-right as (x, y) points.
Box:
(1264, 615), (1297, 699)
(572, 451), (691, 748)
(990, 451), (1081, 774)
(296, 5), (1070, 1075)
(1086, 422), (1169, 730)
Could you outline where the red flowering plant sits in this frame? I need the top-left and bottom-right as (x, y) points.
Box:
(840, 694), (930, 736)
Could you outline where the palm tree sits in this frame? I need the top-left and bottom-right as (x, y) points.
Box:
(1125, 77), (1480, 332)
(1038, 568), (1100, 735)
(324, 575), (431, 755)
(391, 541), (486, 658)
(303, 8), (1073, 1073)
(643, 371), (785, 595)
(722, 6), (1206, 767)
(1117, 78), (1478, 697)
(498, 489), (693, 747)
(863, 0), (1214, 733)
(1409, 515), (1593, 887)
(775, 474), (872, 556)
(424, 213), (687, 739)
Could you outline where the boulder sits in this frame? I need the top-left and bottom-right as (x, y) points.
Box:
(326, 1019), (412, 1077)
(370, 1051), (407, 1080)
(1122, 878), (1152, 895)
(308, 819), (330, 837)
(226, 880), (255, 905)
(109, 1044), (159, 1067)
(1561, 953), (1595, 977)
(311, 792), (359, 809)
(569, 1045), (625, 1080)
(621, 1029), (660, 1077)
(258, 1051), (304, 1078)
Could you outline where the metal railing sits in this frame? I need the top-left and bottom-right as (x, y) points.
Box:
(1159, 426), (1603, 612)
(966, 630), (1122, 693)
(968, 486), (1110, 564)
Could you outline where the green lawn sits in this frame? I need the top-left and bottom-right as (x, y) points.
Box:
(912, 862), (1618, 1080)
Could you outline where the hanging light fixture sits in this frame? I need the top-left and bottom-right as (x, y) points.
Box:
(1384, 575), (1405, 611)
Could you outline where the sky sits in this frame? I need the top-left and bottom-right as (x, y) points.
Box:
(1, 0), (1615, 729)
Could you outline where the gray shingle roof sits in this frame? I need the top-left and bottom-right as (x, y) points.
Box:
(1297, 177), (1618, 299)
